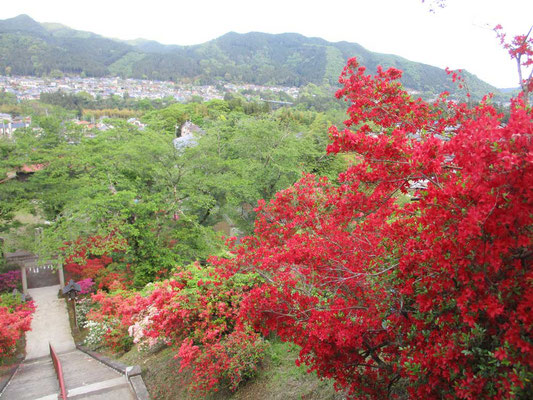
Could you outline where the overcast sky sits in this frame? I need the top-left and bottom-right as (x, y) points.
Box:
(1, 0), (532, 88)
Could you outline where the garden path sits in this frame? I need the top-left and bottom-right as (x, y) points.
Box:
(0, 285), (135, 399)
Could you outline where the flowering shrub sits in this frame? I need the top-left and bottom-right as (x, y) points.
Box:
(83, 316), (132, 352)
(75, 297), (95, 328)
(128, 305), (160, 351)
(65, 255), (113, 282)
(89, 262), (265, 393)
(0, 294), (35, 358)
(63, 233), (126, 265)
(95, 268), (133, 291)
(102, 321), (134, 353)
(63, 234), (132, 290)
(76, 278), (95, 295)
(85, 292), (135, 353)
(178, 328), (267, 392)
(0, 270), (22, 293)
(83, 320), (110, 350)
(138, 264), (265, 393)
(214, 57), (533, 399)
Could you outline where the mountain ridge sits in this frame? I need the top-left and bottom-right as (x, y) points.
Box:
(0, 14), (501, 99)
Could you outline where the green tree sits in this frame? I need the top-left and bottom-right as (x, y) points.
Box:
(21, 122), (222, 285)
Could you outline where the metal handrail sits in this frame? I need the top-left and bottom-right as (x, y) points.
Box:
(49, 343), (67, 400)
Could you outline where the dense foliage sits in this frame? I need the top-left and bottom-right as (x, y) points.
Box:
(213, 59), (533, 398)
(0, 94), (345, 284)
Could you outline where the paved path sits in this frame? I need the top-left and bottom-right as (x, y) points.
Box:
(0, 285), (135, 399)
(26, 285), (76, 359)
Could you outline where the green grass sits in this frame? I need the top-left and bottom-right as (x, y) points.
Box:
(231, 339), (343, 400)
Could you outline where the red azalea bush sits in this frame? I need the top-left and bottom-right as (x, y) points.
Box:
(142, 265), (266, 394)
(63, 234), (130, 289)
(177, 327), (266, 392)
(88, 262), (266, 394)
(0, 295), (35, 359)
(63, 235), (115, 281)
(65, 255), (112, 281)
(94, 268), (133, 291)
(214, 57), (532, 399)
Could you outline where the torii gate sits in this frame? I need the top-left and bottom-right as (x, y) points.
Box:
(4, 250), (65, 294)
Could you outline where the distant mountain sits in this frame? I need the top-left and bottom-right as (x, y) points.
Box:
(0, 14), (501, 99)
(0, 14), (131, 77)
(499, 87), (521, 95)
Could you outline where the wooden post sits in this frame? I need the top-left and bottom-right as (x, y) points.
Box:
(58, 264), (65, 289)
(72, 298), (78, 330)
(20, 265), (28, 295)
